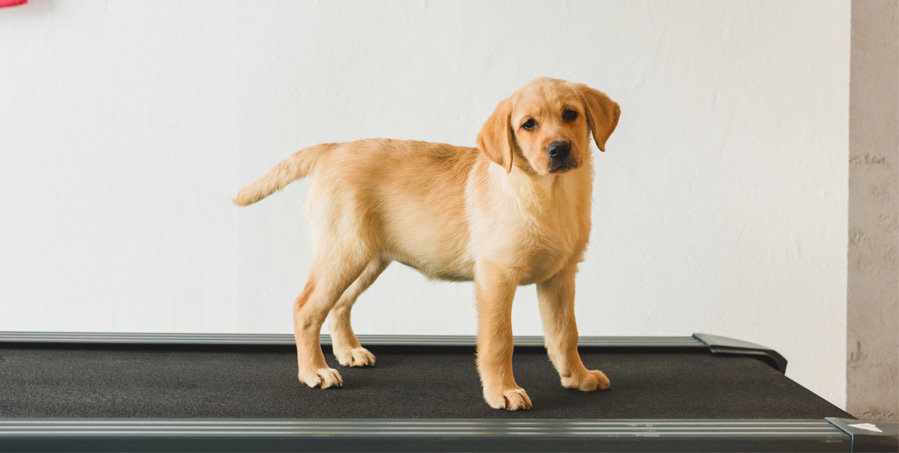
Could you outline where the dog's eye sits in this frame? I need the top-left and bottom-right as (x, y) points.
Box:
(522, 119), (537, 130)
(562, 109), (578, 121)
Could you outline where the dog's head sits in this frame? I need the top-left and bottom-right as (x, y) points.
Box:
(477, 78), (620, 175)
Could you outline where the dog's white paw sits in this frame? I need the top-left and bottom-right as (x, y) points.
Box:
(334, 346), (376, 367)
(561, 369), (610, 391)
(298, 367), (343, 389)
(483, 386), (533, 411)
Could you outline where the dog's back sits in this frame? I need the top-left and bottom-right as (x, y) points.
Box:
(237, 139), (481, 280)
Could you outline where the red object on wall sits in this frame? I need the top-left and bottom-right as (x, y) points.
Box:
(0, 0), (27, 7)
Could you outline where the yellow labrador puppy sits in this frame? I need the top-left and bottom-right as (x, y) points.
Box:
(234, 77), (620, 410)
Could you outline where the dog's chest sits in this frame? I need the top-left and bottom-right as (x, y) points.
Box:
(469, 165), (593, 284)
(498, 204), (587, 284)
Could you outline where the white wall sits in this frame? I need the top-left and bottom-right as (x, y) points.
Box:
(0, 1), (849, 407)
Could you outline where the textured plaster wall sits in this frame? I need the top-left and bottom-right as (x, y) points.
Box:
(0, 1), (850, 407)
(848, 0), (899, 422)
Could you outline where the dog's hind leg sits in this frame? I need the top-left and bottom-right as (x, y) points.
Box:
(328, 256), (390, 367)
(293, 251), (371, 389)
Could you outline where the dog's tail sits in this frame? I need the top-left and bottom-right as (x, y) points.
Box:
(233, 143), (335, 206)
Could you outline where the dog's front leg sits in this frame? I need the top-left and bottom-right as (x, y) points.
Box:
(475, 261), (532, 410)
(536, 266), (610, 391)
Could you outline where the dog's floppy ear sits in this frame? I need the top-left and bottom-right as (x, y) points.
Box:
(477, 97), (515, 173)
(578, 85), (620, 152)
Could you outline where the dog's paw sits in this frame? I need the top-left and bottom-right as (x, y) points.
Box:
(561, 369), (610, 391)
(334, 346), (376, 367)
(298, 367), (343, 389)
(483, 386), (533, 411)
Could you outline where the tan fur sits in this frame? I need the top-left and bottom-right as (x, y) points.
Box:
(234, 78), (620, 410)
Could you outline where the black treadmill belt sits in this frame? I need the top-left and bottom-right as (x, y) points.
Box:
(0, 344), (851, 420)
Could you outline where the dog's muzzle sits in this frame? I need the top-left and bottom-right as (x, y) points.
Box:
(547, 141), (578, 173)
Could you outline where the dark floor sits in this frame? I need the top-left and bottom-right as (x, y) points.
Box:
(0, 344), (852, 420)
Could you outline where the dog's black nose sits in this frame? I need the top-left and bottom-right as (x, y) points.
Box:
(547, 141), (571, 160)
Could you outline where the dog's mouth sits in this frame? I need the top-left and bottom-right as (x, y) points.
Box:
(548, 158), (578, 173)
